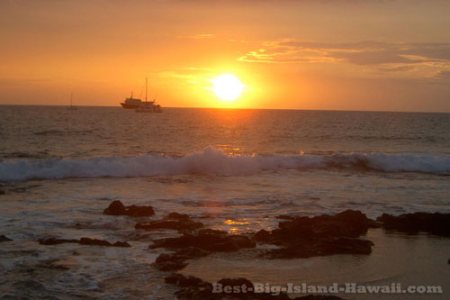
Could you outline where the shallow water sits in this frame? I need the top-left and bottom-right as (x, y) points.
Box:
(184, 229), (450, 300)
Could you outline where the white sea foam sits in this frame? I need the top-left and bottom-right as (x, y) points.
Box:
(0, 147), (449, 181)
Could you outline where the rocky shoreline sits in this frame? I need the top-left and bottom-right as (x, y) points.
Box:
(164, 273), (347, 300)
(4, 200), (449, 299)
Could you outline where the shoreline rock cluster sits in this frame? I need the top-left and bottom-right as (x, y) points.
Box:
(103, 200), (155, 217)
(254, 210), (376, 259)
(133, 209), (256, 271)
(165, 273), (346, 300)
(377, 212), (450, 237)
(25, 200), (450, 299)
(150, 228), (256, 271)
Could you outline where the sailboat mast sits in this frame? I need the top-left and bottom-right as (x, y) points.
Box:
(145, 77), (148, 102)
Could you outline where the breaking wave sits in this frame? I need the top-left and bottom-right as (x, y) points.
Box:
(0, 147), (449, 181)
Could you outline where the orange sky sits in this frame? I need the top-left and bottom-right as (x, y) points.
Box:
(1, 0), (450, 112)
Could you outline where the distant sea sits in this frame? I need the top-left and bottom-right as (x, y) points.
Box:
(0, 106), (449, 298)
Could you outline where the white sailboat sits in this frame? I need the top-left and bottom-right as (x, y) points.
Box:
(68, 92), (77, 110)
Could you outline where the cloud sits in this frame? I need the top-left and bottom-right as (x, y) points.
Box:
(239, 40), (450, 79)
(238, 40), (340, 64)
(177, 33), (215, 40)
(241, 40), (450, 64)
(159, 67), (215, 86)
(436, 70), (450, 81)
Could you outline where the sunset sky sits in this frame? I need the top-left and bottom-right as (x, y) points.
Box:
(1, 0), (450, 112)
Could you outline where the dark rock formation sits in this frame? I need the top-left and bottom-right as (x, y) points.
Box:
(125, 205), (155, 217)
(377, 212), (450, 237)
(166, 212), (192, 221)
(103, 200), (126, 215)
(274, 210), (376, 240)
(79, 237), (131, 247)
(38, 238), (79, 245)
(79, 237), (113, 246)
(151, 228), (254, 273)
(103, 200), (154, 217)
(153, 247), (209, 271)
(0, 235), (12, 242)
(112, 241), (132, 247)
(151, 229), (256, 252)
(153, 253), (188, 271)
(165, 273), (346, 300)
(254, 210), (375, 259)
(253, 229), (271, 243)
(135, 212), (203, 232)
(276, 215), (295, 220)
(165, 273), (215, 300)
(38, 237), (130, 247)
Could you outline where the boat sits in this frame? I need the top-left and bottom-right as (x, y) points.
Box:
(135, 101), (162, 113)
(120, 93), (143, 109)
(68, 92), (77, 110)
(121, 78), (162, 112)
(129, 77), (162, 113)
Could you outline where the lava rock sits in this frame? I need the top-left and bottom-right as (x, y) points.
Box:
(39, 237), (130, 247)
(79, 237), (112, 246)
(165, 273), (215, 300)
(113, 241), (132, 247)
(255, 210), (375, 259)
(276, 215), (295, 220)
(103, 200), (154, 217)
(135, 212), (203, 232)
(153, 253), (189, 271)
(197, 228), (228, 236)
(165, 273), (346, 300)
(0, 235), (12, 242)
(166, 212), (192, 221)
(103, 200), (126, 215)
(151, 230), (256, 252)
(275, 210), (374, 240)
(38, 238), (79, 245)
(377, 212), (450, 237)
(253, 229), (271, 243)
(125, 205), (155, 217)
(153, 247), (210, 271)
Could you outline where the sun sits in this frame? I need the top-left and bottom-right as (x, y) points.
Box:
(211, 74), (245, 102)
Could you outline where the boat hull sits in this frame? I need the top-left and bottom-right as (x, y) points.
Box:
(135, 107), (162, 113)
(121, 103), (140, 109)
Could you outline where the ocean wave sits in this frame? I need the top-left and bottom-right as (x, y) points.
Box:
(33, 129), (96, 136)
(0, 147), (449, 181)
(0, 151), (53, 159)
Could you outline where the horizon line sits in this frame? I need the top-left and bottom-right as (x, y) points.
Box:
(0, 103), (449, 114)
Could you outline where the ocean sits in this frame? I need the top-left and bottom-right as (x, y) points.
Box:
(0, 106), (449, 299)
